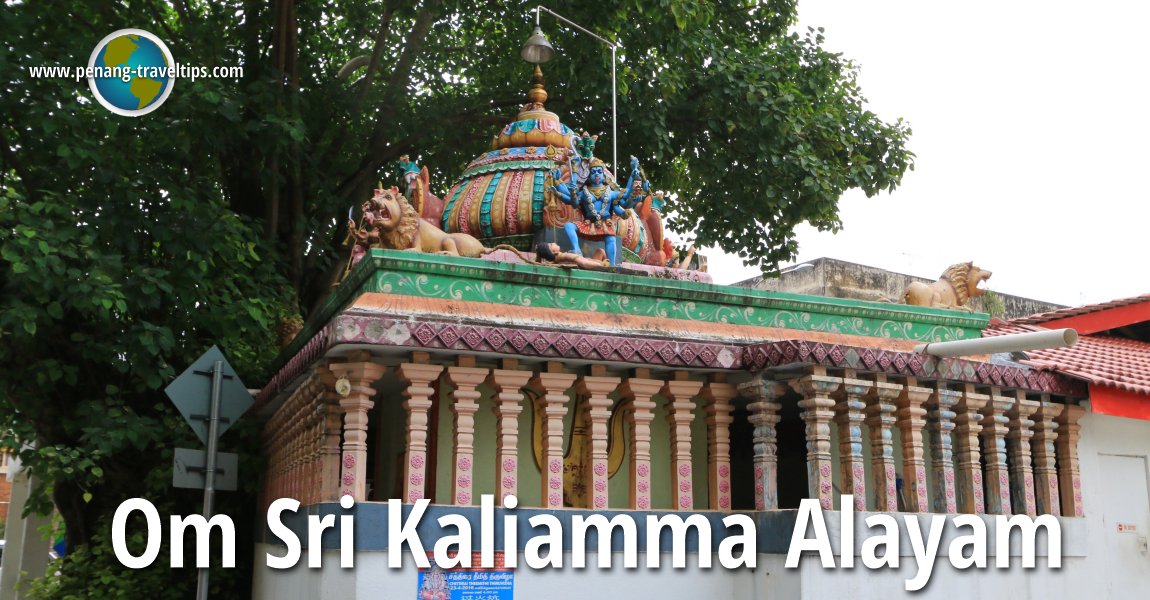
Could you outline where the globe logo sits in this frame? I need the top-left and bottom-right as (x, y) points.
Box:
(87, 29), (175, 116)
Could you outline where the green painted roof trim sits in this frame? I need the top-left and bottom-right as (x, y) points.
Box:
(280, 250), (989, 366)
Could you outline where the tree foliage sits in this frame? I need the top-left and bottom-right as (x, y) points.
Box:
(1, 0), (911, 596)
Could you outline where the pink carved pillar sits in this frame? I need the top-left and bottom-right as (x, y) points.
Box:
(742, 377), (784, 510)
(835, 374), (871, 512)
(445, 356), (488, 506)
(662, 372), (703, 511)
(331, 358), (387, 501)
(618, 370), (662, 510)
(895, 378), (932, 513)
(927, 384), (960, 513)
(314, 369), (345, 502)
(1033, 397), (1063, 516)
(1056, 404), (1086, 517)
(1007, 391), (1040, 517)
(702, 375), (738, 511)
(487, 359), (531, 503)
(980, 389), (1015, 515)
(530, 362), (577, 509)
(953, 384), (989, 514)
(396, 354), (445, 504)
(576, 366), (621, 511)
(865, 376), (902, 512)
(792, 370), (841, 510)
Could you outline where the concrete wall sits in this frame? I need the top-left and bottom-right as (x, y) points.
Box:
(737, 257), (1063, 320)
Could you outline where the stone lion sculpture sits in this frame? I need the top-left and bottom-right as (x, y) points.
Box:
(902, 262), (992, 311)
(371, 187), (485, 257)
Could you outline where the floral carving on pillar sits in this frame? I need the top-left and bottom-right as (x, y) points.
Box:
(953, 385), (989, 514)
(864, 378), (902, 512)
(662, 373), (703, 510)
(1007, 391), (1040, 517)
(980, 390), (1016, 515)
(835, 375), (871, 512)
(331, 358), (387, 501)
(742, 376), (785, 511)
(445, 358), (488, 506)
(487, 360), (532, 504)
(792, 371), (842, 510)
(576, 367), (621, 511)
(530, 363), (577, 509)
(1032, 397), (1063, 516)
(618, 372), (662, 511)
(702, 376), (737, 511)
(396, 357), (445, 504)
(1055, 404), (1086, 517)
(926, 384), (960, 514)
(894, 378), (931, 513)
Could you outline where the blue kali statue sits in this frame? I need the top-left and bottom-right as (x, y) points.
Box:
(549, 155), (649, 266)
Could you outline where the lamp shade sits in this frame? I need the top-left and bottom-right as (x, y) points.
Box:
(520, 26), (555, 64)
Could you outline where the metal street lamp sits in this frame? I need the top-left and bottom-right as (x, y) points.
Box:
(521, 5), (620, 177)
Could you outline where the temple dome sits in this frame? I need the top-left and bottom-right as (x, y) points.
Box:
(441, 67), (576, 241)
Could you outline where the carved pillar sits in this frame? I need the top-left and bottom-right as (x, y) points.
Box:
(662, 372), (703, 511)
(330, 358), (387, 501)
(1056, 404), (1086, 517)
(487, 359), (531, 503)
(576, 366), (621, 510)
(835, 375), (871, 512)
(865, 377), (902, 512)
(1007, 391), (1040, 517)
(396, 354), (445, 504)
(313, 370), (345, 503)
(445, 356), (487, 506)
(743, 377), (784, 510)
(530, 362), (577, 509)
(1033, 397), (1063, 516)
(980, 390), (1015, 515)
(953, 384), (988, 514)
(927, 384), (960, 513)
(703, 375), (738, 511)
(792, 371), (841, 510)
(895, 378), (932, 513)
(618, 371), (662, 510)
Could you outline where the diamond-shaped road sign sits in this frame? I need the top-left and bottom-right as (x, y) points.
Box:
(164, 346), (252, 446)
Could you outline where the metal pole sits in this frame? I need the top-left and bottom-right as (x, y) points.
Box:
(611, 45), (617, 177)
(535, 6), (620, 176)
(196, 360), (224, 600)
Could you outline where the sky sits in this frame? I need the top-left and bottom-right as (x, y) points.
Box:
(703, 0), (1150, 307)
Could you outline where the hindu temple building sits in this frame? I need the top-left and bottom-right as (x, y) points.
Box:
(250, 67), (1150, 598)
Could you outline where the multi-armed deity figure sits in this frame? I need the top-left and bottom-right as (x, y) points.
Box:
(549, 153), (649, 266)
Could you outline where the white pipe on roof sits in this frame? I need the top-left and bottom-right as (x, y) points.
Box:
(913, 328), (1078, 358)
